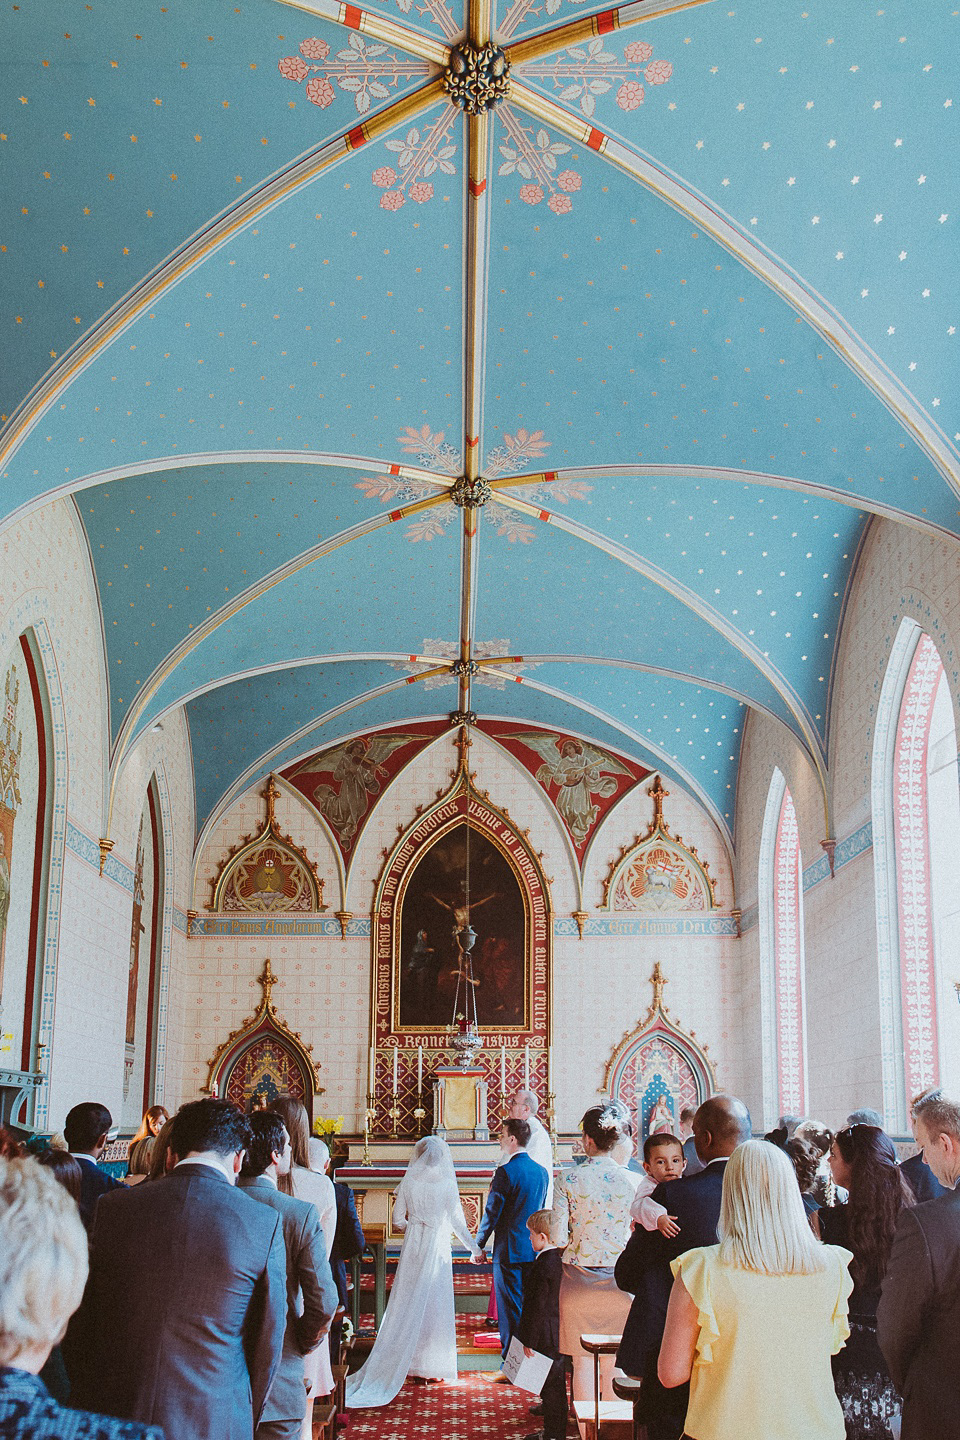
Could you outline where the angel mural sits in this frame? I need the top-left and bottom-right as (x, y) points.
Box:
(290, 734), (418, 848)
(510, 733), (634, 846)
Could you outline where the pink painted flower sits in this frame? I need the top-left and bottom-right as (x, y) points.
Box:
(410, 181), (434, 203)
(644, 58), (673, 84)
(380, 189), (405, 210)
(624, 39), (654, 62)
(299, 37), (330, 60)
(548, 193), (573, 214)
(278, 55), (309, 83)
(556, 169), (581, 193)
(306, 75), (335, 108)
(372, 165), (398, 188)
(519, 184), (544, 205)
(617, 80), (645, 110)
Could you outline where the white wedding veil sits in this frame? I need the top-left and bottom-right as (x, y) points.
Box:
(404, 1134), (457, 1185)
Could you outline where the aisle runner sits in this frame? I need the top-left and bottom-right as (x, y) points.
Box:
(345, 1374), (542, 1440)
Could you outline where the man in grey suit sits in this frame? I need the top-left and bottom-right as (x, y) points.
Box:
(240, 1110), (339, 1440)
(70, 1098), (287, 1440)
(878, 1091), (960, 1440)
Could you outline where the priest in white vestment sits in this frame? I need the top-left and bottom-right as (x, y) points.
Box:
(506, 1090), (554, 1207)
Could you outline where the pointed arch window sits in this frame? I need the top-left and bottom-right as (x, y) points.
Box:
(759, 771), (808, 1126)
(874, 623), (960, 1125)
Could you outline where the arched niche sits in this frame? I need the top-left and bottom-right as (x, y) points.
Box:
(603, 964), (716, 1142)
(204, 960), (323, 1115)
(208, 775), (326, 914)
(601, 776), (718, 914)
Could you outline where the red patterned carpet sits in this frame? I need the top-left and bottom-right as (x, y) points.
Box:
(343, 1373), (554, 1439)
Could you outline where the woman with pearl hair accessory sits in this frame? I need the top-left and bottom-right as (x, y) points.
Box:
(551, 1100), (642, 1404)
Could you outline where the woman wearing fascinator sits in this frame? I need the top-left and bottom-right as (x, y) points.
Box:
(346, 1135), (481, 1409)
(551, 1100), (642, 1404)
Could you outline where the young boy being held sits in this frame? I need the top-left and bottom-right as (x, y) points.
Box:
(517, 1209), (568, 1440)
(629, 1132), (686, 1239)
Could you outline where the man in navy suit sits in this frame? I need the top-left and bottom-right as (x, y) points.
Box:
(70, 1098), (286, 1440)
(473, 1118), (549, 1368)
(615, 1094), (752, 1440)
(64, 1102), (124, 1233)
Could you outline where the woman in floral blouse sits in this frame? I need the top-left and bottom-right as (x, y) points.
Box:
(552, 1101), (641, 1403)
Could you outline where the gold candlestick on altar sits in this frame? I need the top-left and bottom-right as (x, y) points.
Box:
(413, 1091), (426, 1138)
(361, 1099), (375, 1167)
(546, 1089), (559, 1165)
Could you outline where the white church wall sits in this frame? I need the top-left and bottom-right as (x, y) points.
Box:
(0, 496), (196, 1130)
(183, 727), (739, 1138)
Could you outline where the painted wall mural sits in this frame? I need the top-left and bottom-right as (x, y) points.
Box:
(603, 776), (718, 912)
(283, 722), (445, 863)
(479, 719), (647, 864)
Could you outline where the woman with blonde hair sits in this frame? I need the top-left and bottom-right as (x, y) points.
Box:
(270, 1096), (338, 1437)
(658, 1140), (854, 1439)
(124, 1137), (154, 1186)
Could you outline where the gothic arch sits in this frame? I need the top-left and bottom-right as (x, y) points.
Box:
(758, 770), (808, 1129)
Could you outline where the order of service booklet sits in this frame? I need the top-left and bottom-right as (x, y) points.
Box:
(503, 1336), (553, 1396)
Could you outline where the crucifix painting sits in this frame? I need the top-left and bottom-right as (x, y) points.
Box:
(397, 821), (527, 1029)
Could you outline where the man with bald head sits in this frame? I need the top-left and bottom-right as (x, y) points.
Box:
(507, 1090), (553, 1207)
(615, 1093), (752, 1440)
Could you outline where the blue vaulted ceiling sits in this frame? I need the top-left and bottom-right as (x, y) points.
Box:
(2, 0), (958, 851)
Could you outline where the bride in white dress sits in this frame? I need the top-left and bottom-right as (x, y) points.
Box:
(346, 1135), (481, 1408)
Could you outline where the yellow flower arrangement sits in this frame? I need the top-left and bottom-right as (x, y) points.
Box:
(313, 1114), (344, 1138)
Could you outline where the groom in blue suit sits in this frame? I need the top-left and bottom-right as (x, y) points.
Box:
(473, 1118), (549, 1365)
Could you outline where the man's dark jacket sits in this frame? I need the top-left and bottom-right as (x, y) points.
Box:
(878, 1187), (960, 1440)
(615, 1159), (727, 1376)
(239, 1175), (339, 1425)
(69, 1162), (286, 1440)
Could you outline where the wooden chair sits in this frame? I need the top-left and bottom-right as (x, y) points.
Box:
(612, 1366), (645, 1440)
(311, 1396), (337, 1440)
(580, 1334), (625, 1440)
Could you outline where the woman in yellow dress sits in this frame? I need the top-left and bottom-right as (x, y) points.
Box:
(658, 1140), (854, 1440)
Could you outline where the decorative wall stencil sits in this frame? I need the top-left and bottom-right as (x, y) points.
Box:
(893, 633), (943, 1098)
(603, 963), (715, 1143)
(516, 37), (673, 119)
(369, 748), (552, 1139)
(204, 959), (323, 1113)
(209, 776), (325, 913)
(283, 722), (445, 863)
(602, 776), (718, 912)
(278, 35), (433, 115)
(0, 665), (22, 998)
(354, 422), (587, 541)
(479, 720), (646, 863)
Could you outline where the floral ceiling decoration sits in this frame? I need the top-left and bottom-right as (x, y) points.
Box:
(0, 0), (955, 862)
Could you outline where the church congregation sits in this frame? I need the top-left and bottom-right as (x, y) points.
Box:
(1, 1083), (959, 1439)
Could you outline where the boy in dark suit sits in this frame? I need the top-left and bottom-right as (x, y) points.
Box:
(517, 1209), (567, 1440)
